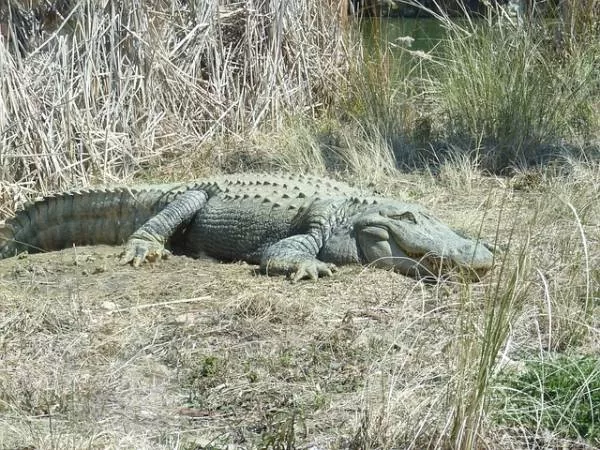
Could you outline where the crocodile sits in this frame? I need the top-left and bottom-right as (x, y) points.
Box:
(0, 173), (494, 281)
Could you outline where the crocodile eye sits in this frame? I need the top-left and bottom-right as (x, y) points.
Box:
(389, 211), (417, 223)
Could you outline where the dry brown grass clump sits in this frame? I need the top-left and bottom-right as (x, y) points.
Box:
(0, 0), (347, 204)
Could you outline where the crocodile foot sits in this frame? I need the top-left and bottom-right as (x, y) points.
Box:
(290, 261), (337, 282)
(120, 237), (171, 267)
(262, 258), (337, 282)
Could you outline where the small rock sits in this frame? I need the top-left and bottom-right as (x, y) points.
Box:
(101, 301), (117, 311)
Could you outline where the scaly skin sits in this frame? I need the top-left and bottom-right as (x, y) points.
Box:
(0, 174), (494, 282)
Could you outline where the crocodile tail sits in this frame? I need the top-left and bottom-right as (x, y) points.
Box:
(0, 187), (186, 259)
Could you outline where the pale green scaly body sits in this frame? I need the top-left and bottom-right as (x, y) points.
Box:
(0, 173), (494, 281)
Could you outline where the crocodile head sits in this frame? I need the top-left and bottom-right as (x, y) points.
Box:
(351, 202), (494, 281)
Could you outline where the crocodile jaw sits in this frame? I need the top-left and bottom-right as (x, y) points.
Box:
(356, 220), (494, 282)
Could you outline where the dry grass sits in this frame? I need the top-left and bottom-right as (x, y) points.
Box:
(0, 0), (347, 202)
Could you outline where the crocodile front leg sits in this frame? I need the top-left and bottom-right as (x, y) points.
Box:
(260, 234), (337, 282)
(121, 190), (208, 266)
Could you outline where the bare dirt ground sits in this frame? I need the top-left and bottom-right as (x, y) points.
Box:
(1, 172), (598, 449)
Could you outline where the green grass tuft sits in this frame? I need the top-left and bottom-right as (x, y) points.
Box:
(433, 21), (599, 172)
(494, 354), (600, 444)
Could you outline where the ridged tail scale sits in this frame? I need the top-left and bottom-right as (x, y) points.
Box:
(0, 185), (199, 259)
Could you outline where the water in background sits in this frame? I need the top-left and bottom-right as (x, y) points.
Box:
(360, 17), (447, 80)
(362, 18), (446, 53)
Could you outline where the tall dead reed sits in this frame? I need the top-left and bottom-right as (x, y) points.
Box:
(0, 0), (347, 202)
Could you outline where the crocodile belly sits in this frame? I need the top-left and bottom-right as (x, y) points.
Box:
(181, 202), (295, 264)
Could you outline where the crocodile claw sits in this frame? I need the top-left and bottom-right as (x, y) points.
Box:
(120, 238), (171, 267)
(288, 261), (337, 282)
